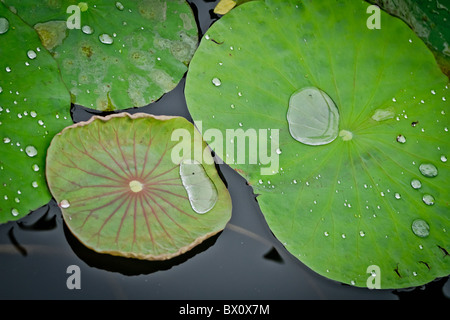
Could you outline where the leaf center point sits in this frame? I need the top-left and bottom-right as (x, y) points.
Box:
(339, 130), (353, 141)
(129, 180), (144, 193)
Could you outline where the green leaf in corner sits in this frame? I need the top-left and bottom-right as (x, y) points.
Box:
(0, 3), (72, 224)
(4, 0), (198, 111)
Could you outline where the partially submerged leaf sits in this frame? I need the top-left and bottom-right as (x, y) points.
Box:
(46, 113), (232, 260)
(185, 0), (449, 288)
(4, 0), (198, 111)
(0, 3), (72, 223)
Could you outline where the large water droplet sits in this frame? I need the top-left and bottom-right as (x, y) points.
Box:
(422, 194), (435, 206)
(0, 17), (9, 35)
(287, 87), (339, 146)
(11, 208), (19, 217)
(419, 163), (438, 178)
(180, 159), (218, 214)
(411, 219), (430, 238)
(81, 25), (94, 35)
(25, 145), (37, 157)
(99, 33), (114, 45)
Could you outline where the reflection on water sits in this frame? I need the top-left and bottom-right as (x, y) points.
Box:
(64, 222), (221, 276)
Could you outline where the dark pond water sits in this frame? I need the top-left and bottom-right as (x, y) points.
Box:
(0, 0), (448, 301)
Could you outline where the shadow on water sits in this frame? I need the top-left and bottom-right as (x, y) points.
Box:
(63, 220), (222, 276)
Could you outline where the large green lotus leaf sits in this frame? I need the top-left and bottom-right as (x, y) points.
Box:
(0, 4), (72, 224)
(185, 0), (449, 288)
(46, 113), (232, 260)
(367, 0), (450, 77)
(4, 0), (198, 111)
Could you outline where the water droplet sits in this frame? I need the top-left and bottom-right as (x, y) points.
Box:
(3, 137), (10, 144)
(25, 145), (37, 157)
(419, 163), (438, 178)
(212, 77), (221, 87)
(129, 180), (143, 193)
(411, 219), (430, 238)
(276, 148), (282, 155)
(30, 111), (37, 118)
(324, 231), (329, 237)
(32, 181), (38, 188)
(394, 192), (401, 199)
(0, 17), (9, 35)
(60, 199), (70, 209)
(115, 1), (124, 10)
(26, 50), (37, 60)
(287, 87), (339, 146)
(5, 66), (11, 73)
(371, 107), (394, 122)
(411, 179), (422, 189)
(422, 194), (435, 206)
(359, 230), (365, 237)
(441, 155), (447, 163)
(11, 208), (19, 216)
(396, 134), (406, 144)
(180, 159), (218, 214)
(341, 234), (346, 239)
(81, 25), (94, 35)
(99, 33), (114, 45)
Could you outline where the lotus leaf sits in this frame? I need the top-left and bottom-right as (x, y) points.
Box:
(185, 0), (449, 288)
(0, 3), (72, 224)
(4, 0), (198, 111)
(46, 113), (232, 260)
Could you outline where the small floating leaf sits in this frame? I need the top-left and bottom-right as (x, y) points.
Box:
(46, 113), (231, 260)
(185, 0), (449, 288)
(4, 0), (198, 111)
(0, 4), (72, 224)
